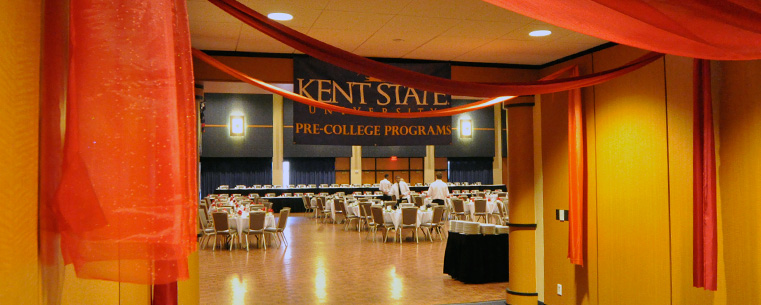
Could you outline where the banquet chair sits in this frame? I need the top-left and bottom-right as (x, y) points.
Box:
(265, 208), (290, 248)
(211, 212), (237, 251)
(198, 209), (215, 249)
(413, 196), (424, 207)
(243, 211), (267, 251)
(302, 196), (313, 215)
(319, 197), (332, 223)
(250, 204), (264, 211)
(398, 208), (420, 243)
(370, 206), (396, 243)
(333, 199), (345, 224)
(420, 206), (446, 242)
(359, 202), (372, 232)
(399, 203), (415, 208)
(474, 199), (488, 223)
(263, 201), (273, 211)
(451, 198), (467, 221)
(342, 201), (361, 231)
(384, 201), (397, 209)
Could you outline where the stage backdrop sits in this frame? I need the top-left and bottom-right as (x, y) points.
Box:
(293, 56), (452, 146)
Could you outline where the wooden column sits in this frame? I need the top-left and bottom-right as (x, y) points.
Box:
(272, 95), (284, 185)
(506, 104), (538, 305)
(351, 146), (362, 184)
(424, 145), (435, 183)
(493, 104), (504, 184)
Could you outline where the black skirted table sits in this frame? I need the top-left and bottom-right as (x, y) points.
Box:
(443, 232), (509, 284)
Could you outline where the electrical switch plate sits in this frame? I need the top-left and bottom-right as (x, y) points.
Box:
(557, 284), (562, 296)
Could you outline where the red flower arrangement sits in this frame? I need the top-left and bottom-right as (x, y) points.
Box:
(268, 208), (274, 213)
(237, 210), (242, 216)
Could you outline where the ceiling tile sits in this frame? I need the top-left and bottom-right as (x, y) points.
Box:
(404, 36), (493, 61)
(324, 0), (413, 14)
(307, 28), (375, 52)
(311, 10), (394, 32)
(187, 1), (243, 23)
(236, 26), (309, 53)
(441, 20), (522, 40)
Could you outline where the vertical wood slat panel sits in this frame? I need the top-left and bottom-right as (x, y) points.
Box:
(0, 0), (42, 304)
(593, 47), (671, 305)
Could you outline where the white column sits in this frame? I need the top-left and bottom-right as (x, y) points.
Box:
(272, 95), (284, 185)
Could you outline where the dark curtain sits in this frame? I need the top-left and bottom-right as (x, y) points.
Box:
(200, 157), (272, 196)
(288, 157), (335, 185)
(449, 158), (493, 184)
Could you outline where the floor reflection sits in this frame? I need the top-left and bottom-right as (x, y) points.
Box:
(200, 214), (506, 304)
(230, 274), (247, 305)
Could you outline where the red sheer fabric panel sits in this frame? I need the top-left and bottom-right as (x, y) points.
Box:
(208, 0), (663, 98)
(481, 0), (761, 60)
(692, 59), (717, 290)
(47, 0), (197, 285)
(566, 67), (585, 266)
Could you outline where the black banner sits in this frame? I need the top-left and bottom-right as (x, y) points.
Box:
(293, 57), (452, 146)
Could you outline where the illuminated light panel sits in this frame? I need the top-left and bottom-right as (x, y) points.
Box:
(529, 30), (552, 37)
(267, 12), (293, 21)
(230, 115), (244, 136)
(460, 119), (472, 138)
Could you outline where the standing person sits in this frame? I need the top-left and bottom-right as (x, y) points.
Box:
(391, 176), (411, 203)
(379, 174), (392, 201)
(427, 172), (449, 206)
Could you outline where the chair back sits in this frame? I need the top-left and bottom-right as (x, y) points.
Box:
(432, 206), (445, 224)
(263, 202), (273, 211)
(496, 201), (506, 218)
(277, 208), (290, 229)
(249, 211), (266, 230)
(474, 199), (487, 213)
(384, 201), (397, 209)
(452, 198), (465, 213)
(360, 202), (371, 219)
(198, 208), (210, 228)
(211, 212), (229, 232)
(371, 206), (386, 225)
(250, 204), (264, 211)
(401, 208), (418, 226)
(400, 203), (414, 208)
(413, 196), (424, 207)
(302, 196), (310, 209)
(317, 197), (325, 209)
(197, 209), (206, 231)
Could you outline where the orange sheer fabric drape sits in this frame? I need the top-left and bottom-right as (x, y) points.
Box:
(41, 0), (197, 286)
(481, 0), (761, 60)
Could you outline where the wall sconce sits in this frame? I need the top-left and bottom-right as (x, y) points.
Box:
(230, 115), (245, 136)
(460, 119), (472, 138)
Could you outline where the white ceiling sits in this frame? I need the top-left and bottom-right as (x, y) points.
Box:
(187, 0), (608, 65)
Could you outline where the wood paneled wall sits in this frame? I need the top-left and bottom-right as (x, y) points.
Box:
(539, 44), (761, 305)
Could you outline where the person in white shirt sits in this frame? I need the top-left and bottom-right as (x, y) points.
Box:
(428, 172), (449, 206)
(390, 176), (411, 203)
(379, 174), (393, 201)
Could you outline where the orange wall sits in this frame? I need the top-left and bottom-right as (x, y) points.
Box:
(539, 44), (760, 305)
(0, 0), (42, 304)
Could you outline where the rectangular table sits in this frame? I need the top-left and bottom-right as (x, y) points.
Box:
(443, 232), (509, 284)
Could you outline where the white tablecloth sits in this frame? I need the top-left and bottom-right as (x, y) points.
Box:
(327, 199), (361, 220)
(230, 214), (276, 242)
(382, 209), (433, 229)
(464, 199), (501, 220)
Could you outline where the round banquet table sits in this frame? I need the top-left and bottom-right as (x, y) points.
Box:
(229, 214), (276, 246)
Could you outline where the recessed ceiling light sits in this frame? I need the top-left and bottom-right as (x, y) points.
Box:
(267, 12), (293, 21)
(529, 30), (552, 37)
